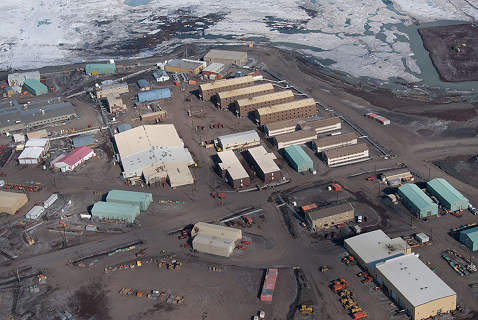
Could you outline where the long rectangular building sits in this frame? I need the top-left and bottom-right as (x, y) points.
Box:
(216, 150), (250, 189)
(282, 145), (314, 173)
(298, 117), (341, 134)
(199, 76), (254, 101)
(245, 146), (281, 183)
(217, 83), (274, 108)
(273, 130), (317, 149)
(236, 90), (295, 117)
(426, 178), (469, 211)
(264, 119), (298, 137)
(398, 183), (438, 218)
(313, 132), (358, 153)
(305, 202), (354, 231)
(255, 98), (316, 125)
(323, 143), (369, 167)
(204, 49), (248, 66)
(217, 130), (260, 151)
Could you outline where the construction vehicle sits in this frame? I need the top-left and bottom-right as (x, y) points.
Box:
(352, 311), (368, 319)
(319, 265), (329, 272)
(339, 289), (351, 297)
(331, 278), (349, 291)
(243, 216), (253, 225)
(299, 305), (313, 314)
(328, 183), (342, 191)
(342, 256), (356, 265)
(366, 177), (376, 181)
(350, 306), (362, 314)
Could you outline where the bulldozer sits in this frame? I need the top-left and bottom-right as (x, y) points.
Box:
(339, 289), (352, 298)
(299, 305), (313, 314)
(350, 305), (362, 314)
(332, 278), (349, 292)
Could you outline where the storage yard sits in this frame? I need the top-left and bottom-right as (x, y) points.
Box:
(0, 44), (478, 320)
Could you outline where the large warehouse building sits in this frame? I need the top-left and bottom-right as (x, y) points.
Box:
(191, 222), (242, 257)
(204, 49), (248, 66)
(138, 88), (171, 103)
(114, 125), (195, 187)
(91, 201), (140, 223)
(298, 117), (341, 134)
(235, 90), (295, 117)
(0, 99), (77, 134)
(282, 145), (314, 173)
(460, 227), (478, 251)
(217, 83), (274, 108)
(164, 59), (204, 74)
(217, 130), (260, 151)
(426, 178), (469, 212)
(322, 143), (369, 167)
(398, 183), (438, 218)
(216, 150), (250, 189)
(8, 71), (41, 93)
(255, 98), (316, 125)
(85, 63), (116, 75)
(23, 79), (48, 96)
(0, 191), (28, 215)
(313, 132), (358, 153)
(202, 62), (229, 80)
(305, 202), (354, 231)
(344, 229), (411, 277)
(245, 146), (281, 183)
(273, 130), (317, 149)
(52, 146), (95, 172)
(199, 76), (255, 101)
(95, 82), (129, 99)
(264, 119), (298, 137)
(106, 189), (153, 210)
(376, 254), (456, 320)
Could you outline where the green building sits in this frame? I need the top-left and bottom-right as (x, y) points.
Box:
(85, 63), (116, 75)
(398, 183), (438, 218)
(459, 227), (478, 251)
(106, 189), (153, 210)
(426, 178), (468, 211)
(91, 201), (140, 223)
(282, 145), (314, 173)
(23, 79), (48, 96)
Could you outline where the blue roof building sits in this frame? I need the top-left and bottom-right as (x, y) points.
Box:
(282, 145), (314, 172)
(91, 201), (140, 223)
(117, 123), (132, 133)
(72, 135), (96, 147)
(426, 178), (469, 211)
(138, 88), (171, 102)
(459, 227), (478, 251)
(137, 79), (150, 90)
(106, 189), (153, 211)
(398, 183), (438, 218)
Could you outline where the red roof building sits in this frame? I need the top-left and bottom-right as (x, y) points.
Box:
(53, 146), (95, 172)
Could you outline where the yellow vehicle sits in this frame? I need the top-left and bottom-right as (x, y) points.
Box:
(339, 289), (351, 298)
(350, 306), (362, 314)
(299, 305), (313, 314)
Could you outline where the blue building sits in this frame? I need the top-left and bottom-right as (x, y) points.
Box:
(282, 145), (314, 172)
(138, 88), (171, 103)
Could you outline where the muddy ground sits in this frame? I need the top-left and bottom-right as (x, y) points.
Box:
(434, 154), (478, 189)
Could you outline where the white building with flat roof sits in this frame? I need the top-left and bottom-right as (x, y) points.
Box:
(217, 130), (260, 151)
(216, 150), (250, 189)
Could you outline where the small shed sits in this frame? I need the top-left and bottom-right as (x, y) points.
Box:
(137, 79), (151, 91)
(282, 145), (314, 172)
(72, 135), (96, 147)
(153, 71), (169, 82)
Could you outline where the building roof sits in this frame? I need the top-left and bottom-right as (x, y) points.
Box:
(200, 76), (254, 92)
(138, 88), (171, 102)
(0, 99), (76, 132)
(0, 191), (28, 212)
(97, 82), (128, 93)
(307, 202), (354, 221)
(117, 123), (132, 133)
(256, 98), (316, 116)
(344, 229), (410, 265)
(217, 150), (249, 181)
(73, 135), (96, 147)
(85, 63), (116, 75)
(91, 201), (140, 221)
(204, 49), (247, 60)
(137, 79), (150, 88)
(380, 168), (412, 178)
(153, 70), (169, 79)
(18, 147), (44, 160)
(106, 189), (152, 207)
(376, 254), (456, 307)
(114, 125), (183, 158)
(165, 163), (195, 188)
(283, 145), (313, 165)
(237, 90), (295, 108)
(217, 130), (260, 149)
(265, 119), (299, 131)
(8, 71), (40, 92)
(323, 143), (368, 159)
(192, 222), (242, 241)
(56, 146), (94, 166)
(27, 129), (48, 140)
(166, 59), (203, 70)
(247, 146), (280, 174)
(398, 183), (435, 210)
(427, 178), (469, 204)
(461, 227), (478, 243)
(315, 132), (358, 148)
(192, 233), (235, 250)
(202, 62), (226, 73)
(299, 117), (341, 130)
(23, 79), (48, 94)
(217, 83), (274, 100)
(25, 138), (48, 148)
(274, 130), (317, 144)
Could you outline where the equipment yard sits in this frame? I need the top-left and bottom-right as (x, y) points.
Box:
(1, 44), (478, 320)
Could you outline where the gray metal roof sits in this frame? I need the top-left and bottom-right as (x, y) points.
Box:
(218, 130), (260, 149)
(315, 132), (358, 148)
(306, 202), (354, 220)
(323, 143), (368, 159)
(274, 129), (317, 143)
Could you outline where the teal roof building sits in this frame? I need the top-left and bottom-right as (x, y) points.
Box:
(282, 145), (314, 172)
(459, 227), (478, 251)
(91, 201), (140, 223)
(106, 189), (153, 210)
(426, 178), (468, 211)
(85, 63), (116, 75)
(398, 183), (438, 218)
(23, 79), (48, 96)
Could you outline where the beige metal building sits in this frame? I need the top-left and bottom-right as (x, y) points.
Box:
(164, 59), (204, 75)
(199, 76), (255, 101)
(313, 132), (358, 153)
(95, 83), (129, 99)
(216, 150), (250, 189)
(236, 90), (295, 117)
(298, 117), (341, 134)
(217, 83), (274, 108)
(379, 169), (413, 184)
(273, 130), (317, 149)
(26, 129), (48, 140)
(192, 234), (236, 257)
(376, 254), (456, 320)
(140, 111), (167, 122)
(245, 146), (281, 183)
(191, 222), (242, 241)
(323, 143), (369, 167)
(204, 49), (248, 66)
(0, 191), (28, 215)
(264, 119), (298, 137)
(255, 98), (316, 125)
(106, 95), (126, 113)
(305, 202), (354, 231)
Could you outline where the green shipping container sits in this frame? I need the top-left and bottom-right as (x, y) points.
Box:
(106, 189), (153, 210)
(283, 145), (314, 173)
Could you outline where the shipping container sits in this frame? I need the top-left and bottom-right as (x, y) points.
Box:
(43, 193), (58, 209)
(26, 205), (45, 220)
(260, 268), (278, 302)
(301, 203), (318, 213)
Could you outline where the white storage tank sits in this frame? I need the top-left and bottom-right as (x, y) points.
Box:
(26, 206), (46, 220)
(43, 193), (58, 209)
